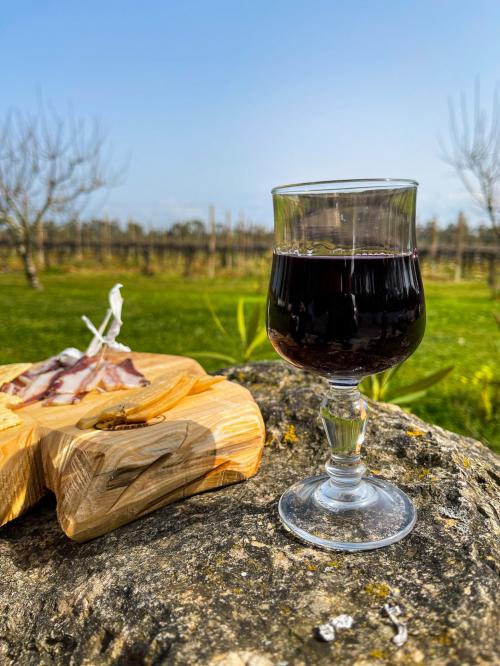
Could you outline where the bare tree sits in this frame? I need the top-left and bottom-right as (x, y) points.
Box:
(441, 79), (500, 238)
(0, 104), (118, 288)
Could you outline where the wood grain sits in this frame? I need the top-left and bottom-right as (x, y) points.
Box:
(0, 353), (265, 541)
(0, 418), (43, 526)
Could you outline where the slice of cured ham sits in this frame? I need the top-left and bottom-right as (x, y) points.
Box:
(1, 354), (74, 397)
(49, 356), (97, 395)
(115, 359), (149, 388)
(19, 369), (63, 405)
(1, 354), (149, 407)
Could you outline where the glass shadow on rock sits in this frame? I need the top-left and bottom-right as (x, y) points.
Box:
(268, 252), (425, 380)
(267, 179), (425, 552)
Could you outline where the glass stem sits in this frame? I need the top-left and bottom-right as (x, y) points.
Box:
(319, 382), (369, 503)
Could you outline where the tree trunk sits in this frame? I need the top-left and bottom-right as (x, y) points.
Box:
(183, 248), (195, 278)
(142, 244), (154, 276)
(74, 219), (83, 262)
(488, 255), (498, 297)
(36, 221), (46, 270)
(17, 241), (42, 290)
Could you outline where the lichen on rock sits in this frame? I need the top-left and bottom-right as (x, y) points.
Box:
(0, 361), (498, 665)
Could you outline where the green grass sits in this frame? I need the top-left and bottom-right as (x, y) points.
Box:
(0, 271), (498, 452)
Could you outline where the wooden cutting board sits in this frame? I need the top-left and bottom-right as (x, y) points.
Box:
(0, 352), (265, 541)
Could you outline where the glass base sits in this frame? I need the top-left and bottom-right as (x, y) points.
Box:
(278, 474), (416, 552)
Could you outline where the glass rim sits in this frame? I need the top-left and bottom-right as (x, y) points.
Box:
(272, 178), (418, 195)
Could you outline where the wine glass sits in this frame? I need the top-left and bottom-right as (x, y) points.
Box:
(267, 179), (425, 551)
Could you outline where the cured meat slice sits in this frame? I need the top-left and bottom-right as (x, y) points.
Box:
(116, 358), (149, 387)
(15, 369), (62, 405)
(4, 353), (149, 407)
(49, 356), (97, 395)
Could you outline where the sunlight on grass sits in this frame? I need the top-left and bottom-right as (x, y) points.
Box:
(0, 272), (497, 451)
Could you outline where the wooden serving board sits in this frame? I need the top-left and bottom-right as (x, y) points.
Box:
(0, 353), (265, 541)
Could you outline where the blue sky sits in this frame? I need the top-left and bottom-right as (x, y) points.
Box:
(1, 1), (499, 228)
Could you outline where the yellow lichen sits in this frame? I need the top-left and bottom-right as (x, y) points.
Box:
(434, 632), (453, 646)
(462, 457), (471, 469)
(417, 468), (431, 480)
(325, 560), (341, 568)
(306, 563), (317, 571)
(443, 518), (458, 527)
(365, 582), (391, 598)
(368, 650), (387, 660)
(283, 424), (299, 444)
(406, 429), (425, 437)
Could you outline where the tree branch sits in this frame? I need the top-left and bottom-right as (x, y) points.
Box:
(441, 79), (500, 237)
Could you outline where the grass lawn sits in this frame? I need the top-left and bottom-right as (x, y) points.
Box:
(0, 270), (498, 452)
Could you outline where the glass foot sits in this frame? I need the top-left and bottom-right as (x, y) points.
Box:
(278, 475), (416, 552)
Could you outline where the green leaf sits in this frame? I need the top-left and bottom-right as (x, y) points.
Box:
(244, 326), (269, 360)
(389, 390), (428, 405)
(187, 351), (237, 364)
(236, 298), (246, 346)
(389, 365), (454, 399)
(364, 374), (381, 400)
(379, 364), (402, 398)
(245, 301), (261, 350)
(480, 387), (493, 420)
(205, 296), (228, 338)
(360, 376), (373, 399)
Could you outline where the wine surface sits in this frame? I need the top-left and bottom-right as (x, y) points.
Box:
(267, 252), (425, 379)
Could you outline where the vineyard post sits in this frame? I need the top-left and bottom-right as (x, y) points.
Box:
(454, 211), (467, 282)
(207, 204), (216, 278)
(225, 209), (233, 270)
(430, 217), (439, 275)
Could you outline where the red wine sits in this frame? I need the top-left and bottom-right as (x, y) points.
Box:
(267, 252), (425, 379)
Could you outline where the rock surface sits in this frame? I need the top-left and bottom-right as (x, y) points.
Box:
(0, 361), (499, 665)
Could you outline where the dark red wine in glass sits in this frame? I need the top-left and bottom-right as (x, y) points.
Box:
(267, 179), (426, 552)
(268, 252), (425, 380)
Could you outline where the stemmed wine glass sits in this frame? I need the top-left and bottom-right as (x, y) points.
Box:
(267, 179), (426, 551)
